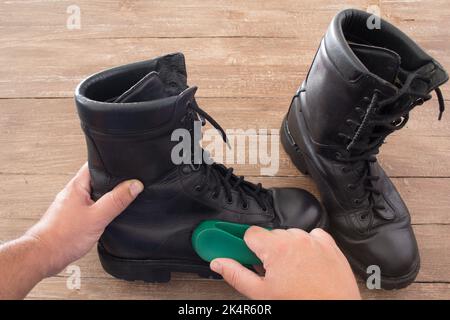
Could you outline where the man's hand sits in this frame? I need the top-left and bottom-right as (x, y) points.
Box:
(210, 227), (361, 300)
(25, 163), (144, 276)
(0, 163), (143, 299)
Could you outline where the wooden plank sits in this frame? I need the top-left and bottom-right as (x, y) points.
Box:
(27, 275), (244, 300)
(2, 97), (448, 136)
(27, 275), (450, 300)
(204, 97), (450, 136)
(0, 37), (313, 99)
(380, 0), (450, 48)
(2, 219), (450, 287)
(0, 128), (448, 177)
(0, 37), (448, 99)
(1, 0), (449, 301)
(0, 98), (449, 177)
(360, 283), (450, 300)
(1, 0), (447, 44)
(254, 177), (450, 226)
(22, 238), (450, 299)
(18, 222), (450, 299)
(0, 0), (375, 41)
(0, 174), (449, 224)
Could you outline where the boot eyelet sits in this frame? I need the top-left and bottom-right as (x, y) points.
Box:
(226, 197), (233, 204)
(262, 206), (268, 212)
(360, 214), (368, 220)
(353, 199), (361, 205)
(194, 185), (202, 192)
(241, 202), (249, 210)
(181, 166), (191, 174)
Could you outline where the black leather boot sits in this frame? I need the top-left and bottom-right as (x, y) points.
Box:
(281, 9), (448, 289)
(76, 53), (326, 282)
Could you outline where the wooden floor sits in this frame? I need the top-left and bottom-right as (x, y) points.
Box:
(0, 0), (449, 299)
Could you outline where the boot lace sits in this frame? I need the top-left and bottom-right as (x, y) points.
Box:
(336, 71), (445, 218)
(180, 100), (272, 211)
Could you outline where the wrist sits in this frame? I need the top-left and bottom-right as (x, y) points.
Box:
(20, 233), (60, 278)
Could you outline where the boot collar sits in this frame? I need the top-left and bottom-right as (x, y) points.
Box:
(75, 53), (193, 133)
(324, 9), (448, 90)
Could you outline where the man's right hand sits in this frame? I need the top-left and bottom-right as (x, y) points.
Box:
(210, 227), (361, 300)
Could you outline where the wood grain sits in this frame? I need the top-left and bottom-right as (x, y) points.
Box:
(27, 276), (450, 300)
(0, 219), (445, 299)
(1, 0), (449, 300)
(0, 36), (447, 99)
(1, 175), (449, 224)
(1, 0), (447, 42)
(0, 98), (449, 177)
(0, 1), (389, 41)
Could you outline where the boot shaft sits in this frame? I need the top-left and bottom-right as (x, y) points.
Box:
(75, 53), (195, 194)
(300, 9), (448, 148)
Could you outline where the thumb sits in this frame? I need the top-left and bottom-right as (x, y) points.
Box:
(91, 180), (144, 224)
(210, 258), (264, 299)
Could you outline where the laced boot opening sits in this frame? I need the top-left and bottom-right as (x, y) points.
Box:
(180, 100), (273, 212)
(336, 70), (446, 217)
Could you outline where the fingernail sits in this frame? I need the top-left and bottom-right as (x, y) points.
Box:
(129, 180), (144, 197)
(210, 260), (222, 274)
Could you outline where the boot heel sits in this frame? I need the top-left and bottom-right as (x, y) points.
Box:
(98, 243), (172, 283)
(280, 117), (309, 175)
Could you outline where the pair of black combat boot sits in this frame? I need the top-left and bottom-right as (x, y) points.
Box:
(75, 9), (448, 289)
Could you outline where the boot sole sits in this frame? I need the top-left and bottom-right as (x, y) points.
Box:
(280, 114), (420, 290)
(97, 242), (222, 283)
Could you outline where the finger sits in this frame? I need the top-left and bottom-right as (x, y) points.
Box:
(91, 179), (144, 224)
(70, 162), (91, 193)
(270, 229), (287, 236)
(286, 228), (309, 238)
(310, 229), (348, 261)
(243, 226), (274, 262)
(310, 228), (337, 247)
(210, 258), (264, 299)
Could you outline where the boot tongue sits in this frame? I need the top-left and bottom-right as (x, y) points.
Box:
(349, 42), (401, 84)
(114, 71), (169, 103)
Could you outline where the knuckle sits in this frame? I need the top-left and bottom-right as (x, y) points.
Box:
(110, 191), (127, 211)
(312, 228), (334, 242)
(229, 270), (240, 289)
(271, 229), (287, 236)
(291, 232), (313, 248)
(287, 228), (308, 239)
(55, 188), (69, 203)
(243, 226), (260, 243)
(311, 227), (326, 235)
(72, 180), (87, 194)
